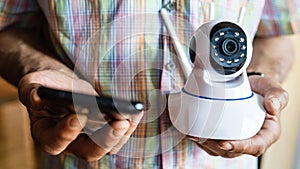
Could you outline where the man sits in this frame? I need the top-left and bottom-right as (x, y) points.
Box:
(0, 0), (296, 168)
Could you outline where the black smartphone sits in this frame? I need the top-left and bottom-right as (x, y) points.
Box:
(37, 86), (144, 115)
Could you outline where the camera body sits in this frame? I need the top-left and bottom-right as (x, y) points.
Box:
(168, 20), (266, 140)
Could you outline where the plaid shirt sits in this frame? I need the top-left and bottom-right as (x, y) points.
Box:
(1, 0), (299, 169)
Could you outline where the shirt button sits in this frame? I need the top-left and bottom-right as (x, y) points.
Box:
(165, 62), (176, 71)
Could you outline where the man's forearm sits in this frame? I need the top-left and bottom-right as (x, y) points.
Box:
(248, 35), (295, 82)
(0, 29), (70, 86)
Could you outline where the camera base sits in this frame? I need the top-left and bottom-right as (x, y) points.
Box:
(168, 89), (266, 140)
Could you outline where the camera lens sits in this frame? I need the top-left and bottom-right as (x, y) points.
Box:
(222, 39), (238, 56)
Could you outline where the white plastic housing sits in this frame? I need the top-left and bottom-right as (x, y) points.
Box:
(168, 71), (266, 140)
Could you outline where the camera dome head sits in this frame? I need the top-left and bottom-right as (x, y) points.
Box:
(210, 22), (248, 75)
(189, 21), (252, 81)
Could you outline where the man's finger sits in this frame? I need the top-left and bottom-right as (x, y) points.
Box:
(196, 140), (231, 157)
(222, 115), (280, 157)
(108, 111), (144, 154)
(18, 70), (97, 110)
(67, 120), (130, 161)
(249, 76), (288, 115)
(264, 88), (289, 115)
(31, 112), (86, 155)
(18, 82), (43, 110)
(196, 143), (219, 156)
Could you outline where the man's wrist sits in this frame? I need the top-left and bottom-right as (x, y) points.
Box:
(0, 29), (72, 86)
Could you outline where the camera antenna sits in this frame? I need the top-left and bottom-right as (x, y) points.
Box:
(237, 0), (248, 25)
(160, 2), (192, 79)
(209, 0), (215, 20)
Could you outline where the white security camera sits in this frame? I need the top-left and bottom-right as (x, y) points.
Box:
(168, 20), (266, 140)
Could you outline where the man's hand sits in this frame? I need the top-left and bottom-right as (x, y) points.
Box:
(0, 28), (143, 161)
(188, 75), (288, 158)
(18, 69), (143, 161)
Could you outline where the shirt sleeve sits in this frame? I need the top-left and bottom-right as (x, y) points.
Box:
(0, 0), (42, 30)
(257, 0), (300, 36)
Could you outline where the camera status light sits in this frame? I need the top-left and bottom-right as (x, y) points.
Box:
(220, 32), (225, 36)
(241, 45), (246, 50)
(227, 60), (232, 64)
(240, 38), (245, 43)
(234, 59), (240, 63)
(240, 53), (245, 58)
(219, 58), (225, 62)
(135, 103), (144, 111)
(234, 32), (240, 37)
(215, 37), (220, 42)
(215, 52), (219, 57)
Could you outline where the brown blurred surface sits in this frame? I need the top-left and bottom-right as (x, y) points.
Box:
(0, 78), (18, 103)
(261, 35), (300, 169)
(0, 78), (38, 169)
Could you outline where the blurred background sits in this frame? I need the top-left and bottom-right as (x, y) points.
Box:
(0, 34), (300, 169)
